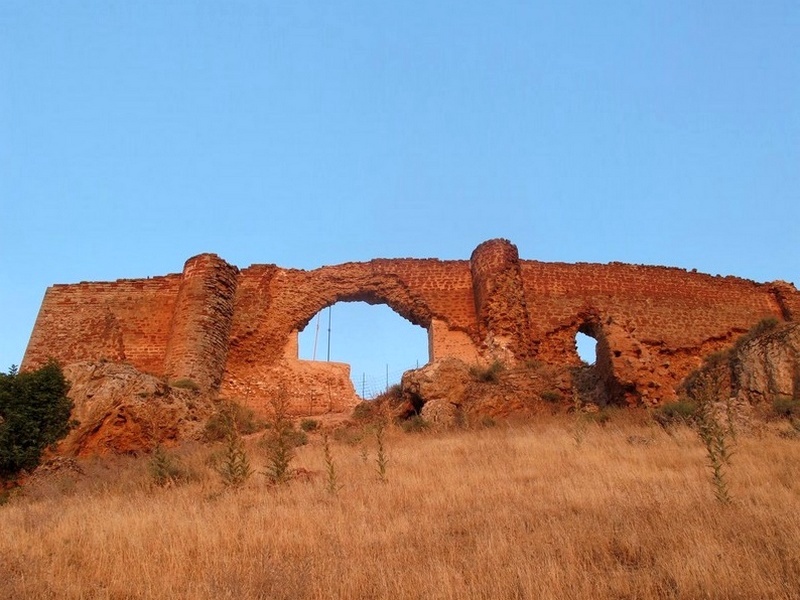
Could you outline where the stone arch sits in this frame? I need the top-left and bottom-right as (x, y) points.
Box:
(575, 330), (597, 364)
(298, 300), (429, 397)
(576, 318), (604, 363)
(570, 312), (618, 405)
(227, 266), (441, 415)
(294, 287), (434, 337)
(275, 264), (437, 362)
(293, 280), (481, 367)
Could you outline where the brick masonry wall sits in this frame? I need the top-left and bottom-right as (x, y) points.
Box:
(470, 239), (533, 361)
(22, 275), (182, 374)
(218, 258), (479, 411)
(520, 260), (789, 403)
(21, 240), (800, 412)
(163, 254), (239, 391)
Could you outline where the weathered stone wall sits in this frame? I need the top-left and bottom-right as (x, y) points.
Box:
(519, 261), (787, 403)
(470, 239), (533, 362)
(22, 275), (181, 374)
(163, 254), (239, 390)
(21, 239), (799, 414)
(217, 258), (477, 415)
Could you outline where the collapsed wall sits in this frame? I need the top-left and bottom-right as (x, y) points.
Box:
(22, 239), (798, 414)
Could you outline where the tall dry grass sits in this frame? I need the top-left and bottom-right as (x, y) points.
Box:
(1, 414), (800, 599)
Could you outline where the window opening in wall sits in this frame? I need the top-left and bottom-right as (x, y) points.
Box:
(575, 331), (597, 365)
(298, 302), (428, 398)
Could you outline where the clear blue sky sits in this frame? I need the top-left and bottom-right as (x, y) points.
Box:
(1, 2), (798, 393)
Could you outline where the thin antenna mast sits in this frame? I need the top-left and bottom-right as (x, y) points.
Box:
(311, 312), (322, 360)
(326, 305), (332, 362)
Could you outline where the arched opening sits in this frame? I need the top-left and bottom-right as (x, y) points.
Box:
(571, 319), (624, 406)
(575, 330), (597, 365)
(298, 302), (429, 398)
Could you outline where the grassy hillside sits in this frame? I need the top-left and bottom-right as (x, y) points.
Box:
(2, 413), (799, 599)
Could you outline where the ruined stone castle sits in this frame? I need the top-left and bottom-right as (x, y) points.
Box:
(22, 239), (799, 415)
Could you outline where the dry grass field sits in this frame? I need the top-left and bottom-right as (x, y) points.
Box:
(2, 412), (800, 599)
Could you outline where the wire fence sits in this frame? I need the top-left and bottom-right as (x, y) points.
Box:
(353, 366), (418, 399)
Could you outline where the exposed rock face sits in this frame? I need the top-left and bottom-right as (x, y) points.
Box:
(678, 321), (800, 411)
(59, 362), (215, 456)
(403, 359), (472, 425)
(401, 358), (573, 426)
(733, 323), (800, 404)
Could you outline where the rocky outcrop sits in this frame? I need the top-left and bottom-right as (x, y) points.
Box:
(402, 359), (473, 425)
(399, 358), (573, 426)
(733, 323), (800, 404)
(678, 321), (800, 409)
(59, 362), (216, 456)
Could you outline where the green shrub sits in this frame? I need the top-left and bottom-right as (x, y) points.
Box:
(478, 416), (497, 428)
(148, 445), (190, 487)
(170, 378), (200, 392)
(375, 421), (388, 483)
(772, 395), (800, 419)
(217, 431), (252, 488)
(322, 433), (340, 496)
(352, 401), (376, 421)
(0, 362), (75, 482)
(261, 392), (306, 484)
(653, 399), (698, 427)
(470, 361), (504, 383)
(300, 418), (319, 432)
(204, 400), (265, 442)
(400, 415), (429, 433)
(540, 390), (562, 403)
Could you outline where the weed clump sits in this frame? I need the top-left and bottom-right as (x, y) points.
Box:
(540, 390), (562, 404)
(772, 395), (800, 419)
(586, 408), (613, 426)
(653, 399), (698, 427)
(321, 433), (340, 496)
(211, 406), (252, 488)
(734, 317), (780, 352)
(470, 360), (505, 383)
(204, 400), (265, 442)
(697, 402), (734, 504)
(148, 445), (192, 487)
(684, 365), (736, 504)
(300, 418), (319, 432)
(400, 415), (429, 433)
(352, 401), (377, 421)
(261, 391), (306, 485)
(375, 421), (389, 483)
(170, 378), (200, 392)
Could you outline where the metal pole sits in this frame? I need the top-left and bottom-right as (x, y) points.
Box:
(385, 364), (388, 391)
(362, 373), (366, 398)
(326, 306), (332, 362)
(312, 312), (321, 360)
